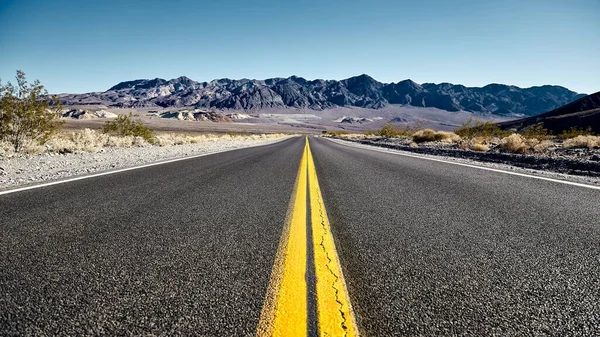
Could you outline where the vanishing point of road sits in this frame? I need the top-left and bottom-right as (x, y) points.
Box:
(1, 136), (599, 336)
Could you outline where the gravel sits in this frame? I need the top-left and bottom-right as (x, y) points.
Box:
(329, 138), (600, 187)
(0, 137), (287, 190)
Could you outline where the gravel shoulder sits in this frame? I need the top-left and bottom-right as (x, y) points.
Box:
(329, 137), (600, 187)
(0, 137), (289, 191)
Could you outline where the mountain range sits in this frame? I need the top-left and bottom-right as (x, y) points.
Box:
(58, 74), (586, 117)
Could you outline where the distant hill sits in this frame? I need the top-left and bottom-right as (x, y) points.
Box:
(57, 74), (584, 116)
(498, 91), (600, 133)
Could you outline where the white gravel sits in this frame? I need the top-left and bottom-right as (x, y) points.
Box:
(0, 137), (288, 190)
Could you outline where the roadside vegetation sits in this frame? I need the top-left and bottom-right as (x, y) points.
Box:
(102, 112), (155, 143)
(0, 71), (288, 158)
(323, 118), (599, 156)
(0, 71), (63, 152)
(1, 129), (288, 157)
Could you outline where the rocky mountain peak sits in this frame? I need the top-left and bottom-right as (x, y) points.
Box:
(65, 74), (584, 116)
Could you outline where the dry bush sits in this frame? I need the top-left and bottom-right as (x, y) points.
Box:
(459, 138), (490, 152)
(563, 135), (600, 149)
(500, 133), (530, 154)
(532, 140), (554, 153)
(435, 131), (461, 143)
(323, 130), (350, 137)
(0, 140), (15, 157)
(412, 129), (437, 142)
(45, 129), (109, 153)
(105, 135), (147, 148)
(470, 143), (490, 152)
(1, 130), (288, 157)
(379, 124), (406, 138)
(378, 123), (424, 138)
(154, 132), (286, 146)
(412, 129), (460, 143)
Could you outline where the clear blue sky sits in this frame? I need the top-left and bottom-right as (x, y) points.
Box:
(1, 0), (599, 94)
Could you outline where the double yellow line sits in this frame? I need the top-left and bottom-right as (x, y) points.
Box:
(257, 137), (359, 337)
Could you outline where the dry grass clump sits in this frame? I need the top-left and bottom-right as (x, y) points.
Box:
(470, 143), (490, 152)
(459, 138), (490, 152)
(105, 135), (148, 148)
(412, 129), (460, 143)
(412, 129), (436, 142)
(44, 129), (147, 153)
(563, 135), (600, 149)
(435, 131), (461, 143)
(532, 139), (554, 153)
(154, 132), (284, 146)
(500, 134), (530, 154)
(0, 129), (288, 157)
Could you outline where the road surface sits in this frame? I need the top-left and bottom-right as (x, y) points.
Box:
(1, 136), (598, 336)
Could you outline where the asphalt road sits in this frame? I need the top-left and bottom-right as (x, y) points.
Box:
(0, 137), (304, 336)
(1, 136), (599, 336)
(309, 137), (600, 336)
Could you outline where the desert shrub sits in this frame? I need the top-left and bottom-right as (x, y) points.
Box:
(470, 143), (490, 152)
(70, 129), (108, 152)
(563, 135), (600, 149)
(379, 123), (425, 138)
(459, 138), (490, 152)
(323, 130), (350, 137)
(500, 133), (530, 154)
(434, 131), (461, 143)
(455, 118), (510, 139)
(559, 127), (594, 140)
(412, 129), (460, 143)
(519, 124), (551, 140)
(0, 70), (63, 152)
(105, 135), (147, 148)
(412, 129), (436, 142)
(379, 124), (405, 138)
(103, 113), (155, 143)
(532, 140), (554, 153)
(226, 131), (253, 137)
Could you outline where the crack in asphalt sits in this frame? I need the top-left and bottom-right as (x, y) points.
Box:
(313, 179), (349, 336)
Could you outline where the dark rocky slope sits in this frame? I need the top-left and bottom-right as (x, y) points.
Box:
(498, 91), (600, 133)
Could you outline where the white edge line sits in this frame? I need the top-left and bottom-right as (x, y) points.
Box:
(0, 137), (293, 196)
(326, 138), (600, 191)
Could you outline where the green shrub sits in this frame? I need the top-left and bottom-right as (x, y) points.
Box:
(559, 127), (594, 140)
(518, 124), (551, 140)
(455, 118), (510, 139)
(102, 113), (155, 143)
(378, 124), (402, 138)
(0, 70), (63, 152)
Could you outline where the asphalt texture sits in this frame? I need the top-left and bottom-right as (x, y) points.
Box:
(309, 137), (600, 336)
(1, 136), (599, 336)
(0, 137), (304, 336)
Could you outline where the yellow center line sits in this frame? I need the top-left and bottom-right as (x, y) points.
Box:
(257, 140), (309, 336)
(307, 140), (359, 337)
(257, 137), (359, 337)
